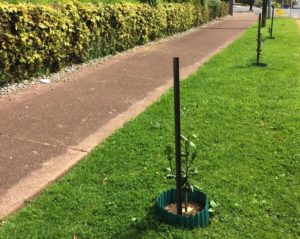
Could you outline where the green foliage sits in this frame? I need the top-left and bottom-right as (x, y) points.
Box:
(206, 0), (220, 7)
(0, 1), (229, 85)
(0, 3), (84, 84)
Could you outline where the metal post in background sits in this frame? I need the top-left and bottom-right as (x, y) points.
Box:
(267, 0), (271, 18)
(173, 57), (182, 216)
(269, 5), (275, 39)
(229, 0), (234, 16)
(257, 14), (262, 65)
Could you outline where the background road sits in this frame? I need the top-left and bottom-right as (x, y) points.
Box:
(234, 4), (300, 18)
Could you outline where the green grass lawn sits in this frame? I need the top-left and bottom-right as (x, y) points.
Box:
(0, 18), (300, 239)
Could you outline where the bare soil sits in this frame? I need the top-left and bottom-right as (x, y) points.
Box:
(164, 202), (204, 216)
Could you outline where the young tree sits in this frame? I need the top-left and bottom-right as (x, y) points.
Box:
(164, 135), (199, 213)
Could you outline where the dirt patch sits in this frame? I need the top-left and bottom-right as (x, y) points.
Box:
(164, 202), (204, 216)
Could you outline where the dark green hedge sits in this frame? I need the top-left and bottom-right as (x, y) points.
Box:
(0, 2), (229, 84)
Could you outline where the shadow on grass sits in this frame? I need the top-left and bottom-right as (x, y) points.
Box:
(251, 63), (268, 67)
(233, 62), (269, 69)
(109, 205), (188, 239)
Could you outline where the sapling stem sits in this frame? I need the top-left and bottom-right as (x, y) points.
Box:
(184, 142), (189, 212)
(185, 191), (188, 212)
(169, 160), (173, 175)
(164, 134), (199, 215)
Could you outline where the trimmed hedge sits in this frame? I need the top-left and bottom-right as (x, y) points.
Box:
(0, 2), (229, 84)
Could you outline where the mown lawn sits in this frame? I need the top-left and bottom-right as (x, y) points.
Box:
(0, 18), (299, 239)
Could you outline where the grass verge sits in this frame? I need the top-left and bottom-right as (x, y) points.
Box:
(0, 18), (299, 239)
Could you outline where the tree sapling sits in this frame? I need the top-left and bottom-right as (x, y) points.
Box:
(164, 134), (199, 213)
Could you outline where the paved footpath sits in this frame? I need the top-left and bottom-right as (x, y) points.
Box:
(0, 12), (256, 219)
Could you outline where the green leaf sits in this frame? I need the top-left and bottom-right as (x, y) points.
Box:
(38, 23), (47, 29)
(210, 200), (218, 208)
(180, 134), (188, 142)
(189, 141), (196, 148)
(190, 168), (198, 175)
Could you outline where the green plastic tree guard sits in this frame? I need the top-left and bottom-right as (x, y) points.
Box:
(156, 189), (209, 229)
